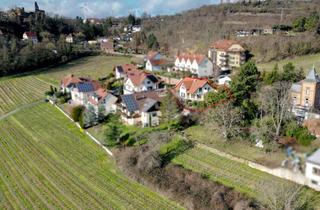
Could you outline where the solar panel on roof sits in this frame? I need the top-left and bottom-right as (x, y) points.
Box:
(121, 95), (139, 112)
(77, 82), (95, 92)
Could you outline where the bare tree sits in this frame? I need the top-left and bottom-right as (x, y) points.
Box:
(207, 102), (243, 140)
(262, 183), (315, 210)
(258, 81), (292, 139)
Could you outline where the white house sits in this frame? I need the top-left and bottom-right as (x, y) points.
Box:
(217, 75), (232, 86)
(123, 71), (164, 95)
(23, 32), (38, 44)
(66, 34), (73, 43)
(119, 91), (161, 127)
(61, 74), (89, 93)
(132, 25), (142, 33)
(145, 51), (167, 71)
(70, 81), (100, 105)
(115, 64), (138, 80)
(87, 88), (118, 116)
(306, 149), (320, 190)
(175, 77), (215, 101)
(175, 54), (214, 77)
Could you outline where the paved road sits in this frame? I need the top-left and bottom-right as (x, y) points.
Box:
(0, 100), (44, 121)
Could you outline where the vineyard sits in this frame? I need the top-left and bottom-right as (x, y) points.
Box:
(0, 103), (182, 210)
(172, 146), (320, 206)
(0, 76), (49, 116)
(35, 55), (139, 85)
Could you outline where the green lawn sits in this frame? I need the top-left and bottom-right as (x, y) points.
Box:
(257, 53), (320, 73)
(185, 126), (286, 167)
(0, 103), (182, 210)
(173, 146), (320, 207)
(0, 76), (49, 116)
(35, 55), (139, 85)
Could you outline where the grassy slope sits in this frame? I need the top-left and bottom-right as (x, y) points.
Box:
(173, 146), (320, 207)
(0, 76), (49, 115)
(185, 126), (286, 167)
(257, 53), (320, 73)
(35, 55), (138, 86)
(0, 103), (182, 210)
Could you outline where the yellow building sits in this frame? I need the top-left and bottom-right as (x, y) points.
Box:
(208, 39), (246, 73)
(291, 67), (320, 110)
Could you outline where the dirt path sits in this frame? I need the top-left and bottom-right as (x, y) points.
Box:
(0, 100), (44, 121)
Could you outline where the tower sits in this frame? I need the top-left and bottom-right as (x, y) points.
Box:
(35, 1), (39, 11)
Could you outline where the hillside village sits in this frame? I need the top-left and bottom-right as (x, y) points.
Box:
(1, 1), (320, 209)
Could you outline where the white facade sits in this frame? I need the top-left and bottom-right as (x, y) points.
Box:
(71, 89), (92, 105)
(23, 33), (38, 44)
(306, 162), (320, 188)
(66, 35), (73, 43)
(178, 83), (214, 101)
(146, 60), (162, 71)
(175, 56), (213, 77)
(124, 78), (158, 95)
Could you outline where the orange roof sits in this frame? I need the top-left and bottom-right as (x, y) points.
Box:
(117, 64), (139, 74)
(175, 77), (211, 94)
(211, 39), (244, 51)
(149, 59), (167, 66)
(127, 71), (161, 86)
(147, 51), (159, 60)
(89, 88), (109, 105)
(61, 74), (82, 87)
(176, 54), (207, 64)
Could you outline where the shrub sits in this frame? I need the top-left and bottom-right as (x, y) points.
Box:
(71, 106), (84, 122)
(296, 128), (316, 146)
(159, 136), (193, 163)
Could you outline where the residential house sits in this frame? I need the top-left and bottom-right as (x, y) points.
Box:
(87, 88), (118, 116)
(115, 64), (139, 80)
(291, 67), (320, 116)
(263, 26), (275, 35)
(101, 41), (114, 54)
(71, 81), (101, 105)
(132, 25), (142, 33)
(61, 74), (88, 93)
(175, 77), (215, 101)
(306, 149), (320, 189)
(208, 39), (246, 73)
(23, 32), (38, 44)
(145, 51), (167, 71)
(123, 70), (164, 95)
(217, 75), (232, 86)
(66, 34), (73, 43)
(174, 54), (214, 77)
(119, 91), (161, 127)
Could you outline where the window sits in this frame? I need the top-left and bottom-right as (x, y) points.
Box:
(306, 88), (310, 96)
(152, 113), (157, 117)
(311, 180), (318, 185)
(313, 167), (320, 176)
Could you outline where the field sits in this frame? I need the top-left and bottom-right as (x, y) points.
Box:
(0, 76), (49, 116)
(0, 103), (182, 210)
(257, 53), (320, 73)
(173, 146), (320, 207)
(35, 55), (139, 85)
(185, 126), (286, 167)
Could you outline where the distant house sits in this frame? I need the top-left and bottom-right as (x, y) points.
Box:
(145, 51), (167, 71)
(119, 91), (161, 127)
(306, 149), (320, 189)
(124, 71), (164, 95)
(23, 32), (38, 44)
(115, 64), (138, 80)
(71, 81), (101, 105)
(175, 54), (214, 77)
(291, 67), (320, 117)
(175, 77), (215, 101)
(208, 39), (246, 73)
(88, 40), (98, 45)
(87, 88), (118, 116)
(101, 41), (114, 54)
(66, 34), (73, 43)
(263, 26), (275, 35)
(97, 37), (108, 43)
(217, 75), (232, 86)
(132, 25), (142, 33)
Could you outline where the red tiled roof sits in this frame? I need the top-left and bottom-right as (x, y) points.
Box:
(211, 39), (244, 52)
(24, 32), (37, 38)
(176, 54), (207, 64)
(88, 88), (109, 105)
(147, 51), (159, 60)
(61, 74), (82, 87)
(117, 64), (139, 74)
(127, 71), (161, 86)
(149, 59), (167, 66)
(175, 77), (211, 94)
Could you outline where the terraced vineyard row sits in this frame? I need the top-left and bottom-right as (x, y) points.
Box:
(0, 103), (182, 210)
(172, 146), (320, 205)
(0, 76), (49, 116)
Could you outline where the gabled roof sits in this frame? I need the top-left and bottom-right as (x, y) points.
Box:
(61, 74), (83, 87)
(127, 71), (161, 87)
(89, 88), (116, 105)
(121, 91), (161, 112)
(176, 54), (207, 65)
(76, 82), (95, 92)
(307, 149), (320, 165)
(211, 39), (244, 52)
(147, 51), (160, 60)
(175, 77), (211, 94)
(305, 66), (320, 83)
(116, 64), (138, 74)
(24, 31), (37, 38)
(149, 59), (167, 66)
